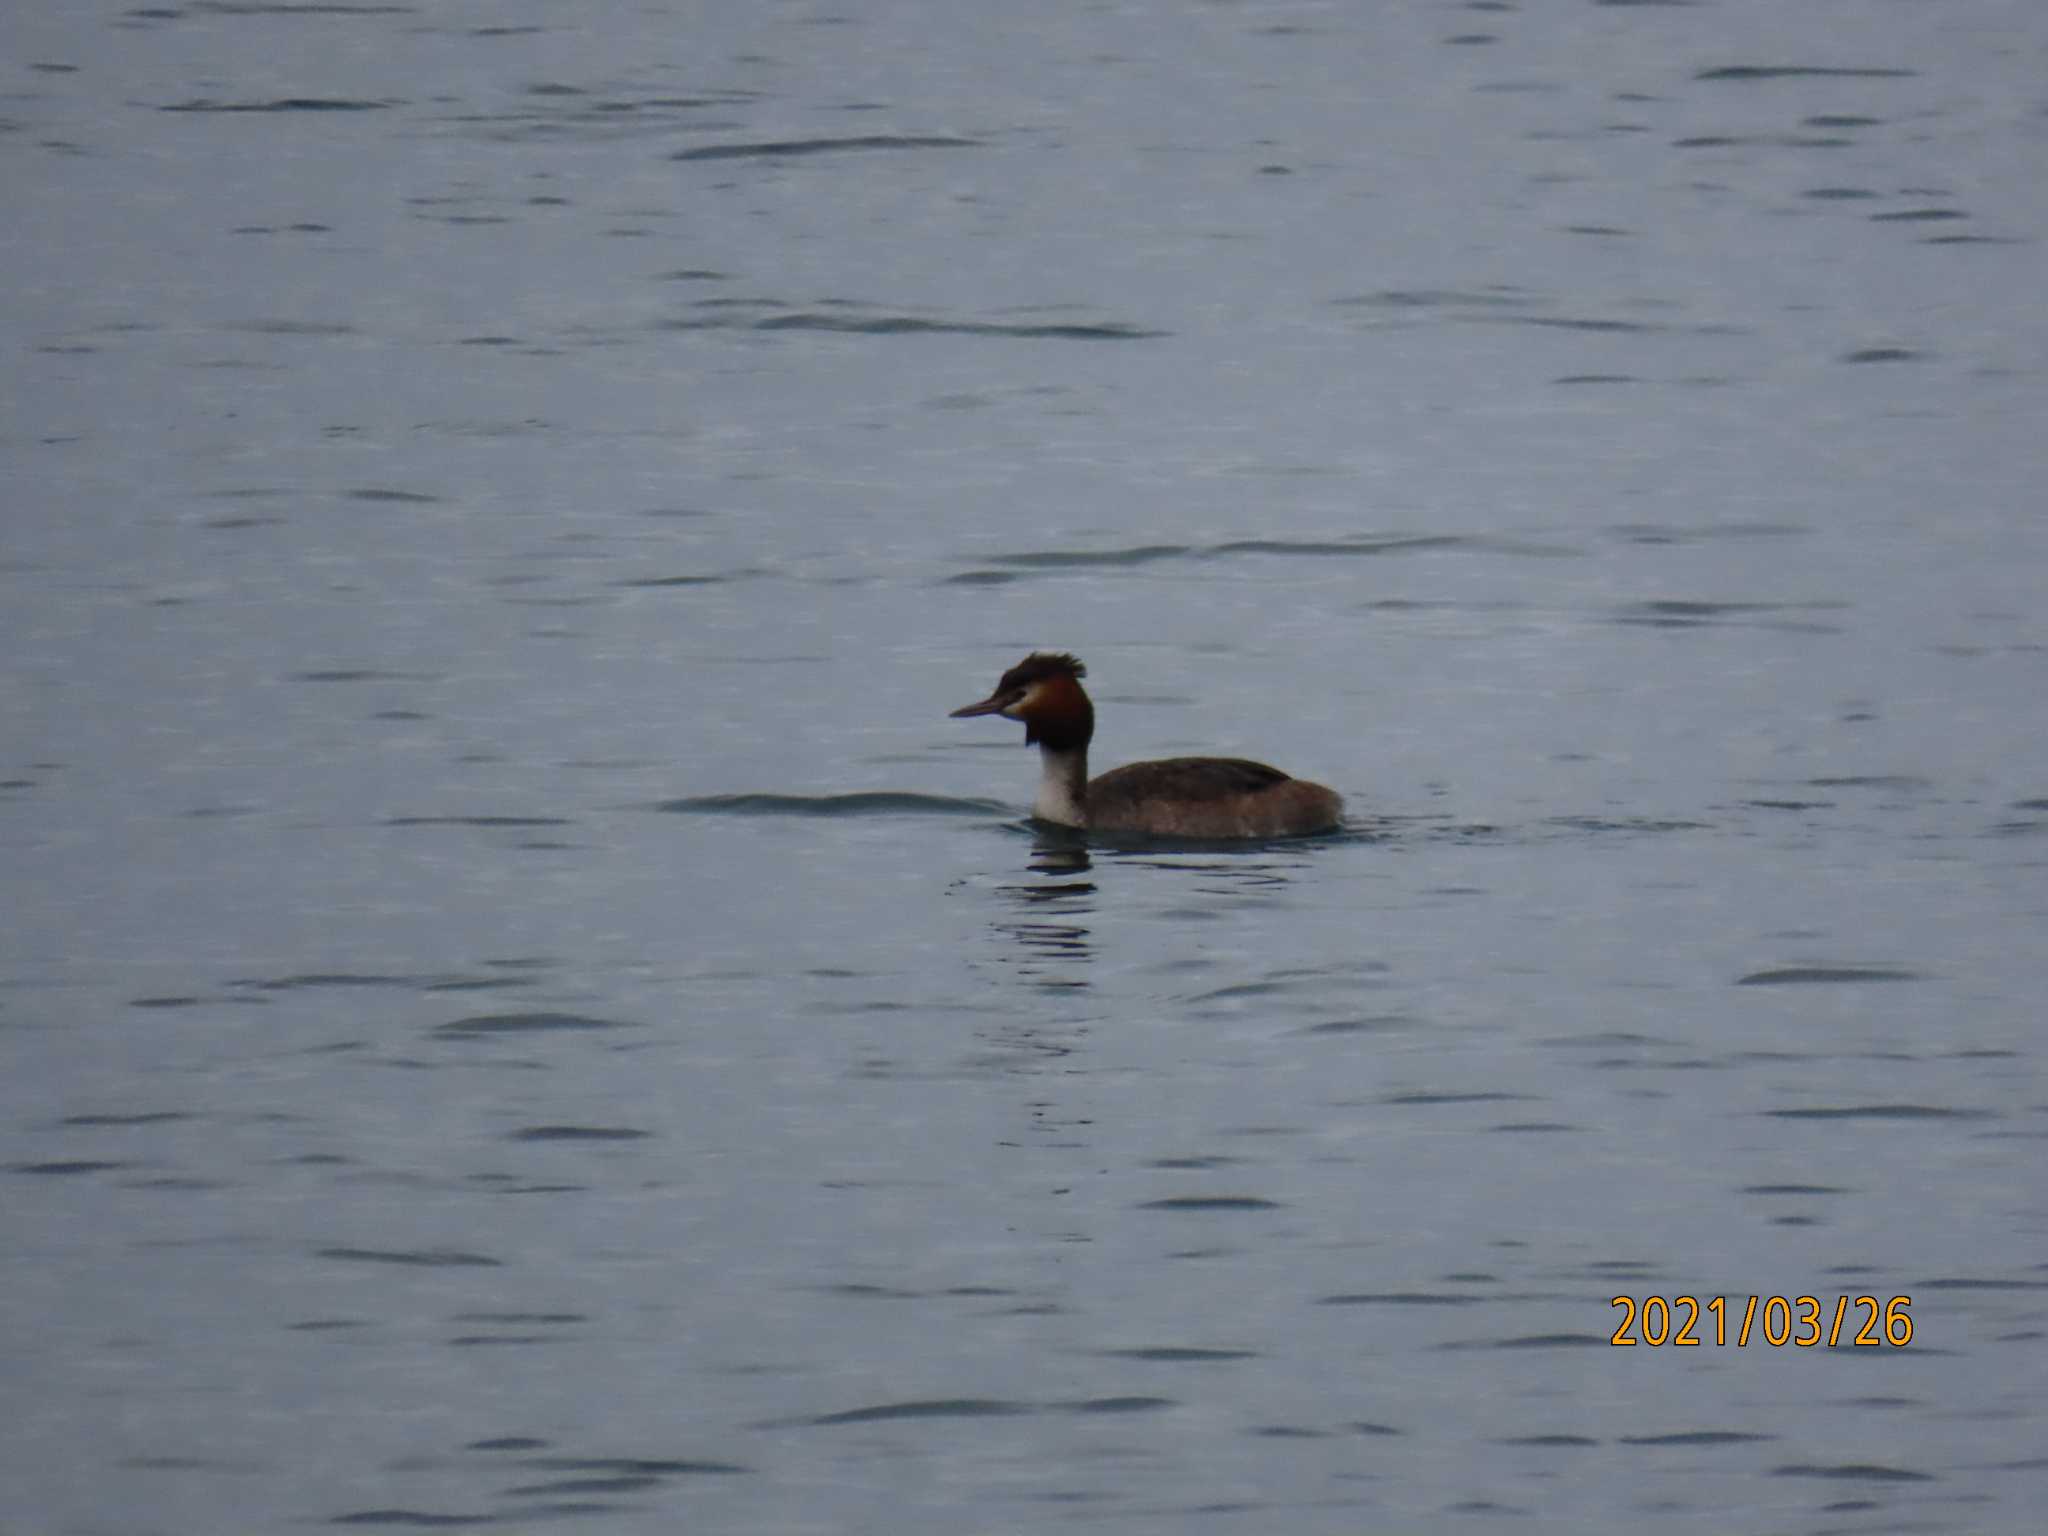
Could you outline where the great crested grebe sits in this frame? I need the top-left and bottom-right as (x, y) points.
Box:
(950, 652), (1343, 838)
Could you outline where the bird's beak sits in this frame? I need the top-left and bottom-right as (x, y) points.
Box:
(949, 691), (1011, 719)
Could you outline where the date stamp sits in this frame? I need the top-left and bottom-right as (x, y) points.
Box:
(1610, 1294), (1913, 1347)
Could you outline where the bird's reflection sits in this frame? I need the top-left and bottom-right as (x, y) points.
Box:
(978, 822), (1351, 1008)
(989, 835), (1096, 986)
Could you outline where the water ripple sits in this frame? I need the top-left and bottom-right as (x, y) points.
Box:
(1203, 535), (1467, 558)
(985, 544), (1188, 568)
(1736, 966), (1923, 985)
(664, 299), (1159, 340)
(1609, 599), (1848, 631)
(1771, 1462), (1935, 1482)
(510, 1455), (745, 1476)
(500, 1474), (661, 1495)
(1059, 1396), (1175, 1415)
(161, 97), (395, 113)
(1914, 1276), (2048, 1291)
(506, 1125), (650, 1142)
(808, 1397), (1030, 1426)
(1762, 1104), (1994, 1121)
(433, 1013), (637, 1038)
(1100, 1347), (1257, 1363)
(950, 533), (1578, 584)
(659, 791), (999, 818)
(316, 1247), (502, 1268)
(753, 313), (1161, 340)
(12, 1160), (135, 1177)
(1695, 66), (1917, 82)
(673, 134), (981, 162)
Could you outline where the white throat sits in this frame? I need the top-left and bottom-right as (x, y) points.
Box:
(1032, 745), (1089, 827)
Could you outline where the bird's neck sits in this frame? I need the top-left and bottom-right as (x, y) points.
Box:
(1033, 744), (1089, 826)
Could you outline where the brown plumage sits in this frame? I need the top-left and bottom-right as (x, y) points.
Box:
(950, 652), (1342, 838)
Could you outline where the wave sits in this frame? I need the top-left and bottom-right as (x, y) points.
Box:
(658, 791), (1006, 818)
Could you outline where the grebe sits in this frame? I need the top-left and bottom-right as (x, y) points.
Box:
(950, 652), (1342, 838)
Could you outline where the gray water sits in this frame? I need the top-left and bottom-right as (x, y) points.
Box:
(4, 2), (2045, 1531)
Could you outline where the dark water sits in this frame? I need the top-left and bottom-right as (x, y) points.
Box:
(5, 2), (2046, 1531)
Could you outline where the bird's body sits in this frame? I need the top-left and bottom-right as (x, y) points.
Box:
(950, 653), (1342, 839)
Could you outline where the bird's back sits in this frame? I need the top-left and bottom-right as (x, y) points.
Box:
(1086, 756), (1340, 838)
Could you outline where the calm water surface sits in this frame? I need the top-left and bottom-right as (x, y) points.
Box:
(4, 2), (2045, 1531)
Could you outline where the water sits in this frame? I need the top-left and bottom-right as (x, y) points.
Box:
(5, 2), (2046, 1530)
